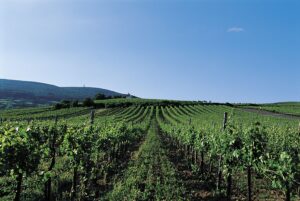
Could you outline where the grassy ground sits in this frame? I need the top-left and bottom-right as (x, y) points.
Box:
(106, 119), (186, 200)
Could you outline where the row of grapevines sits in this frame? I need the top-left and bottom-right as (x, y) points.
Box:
(157, 105), (299, 201)
(0, 106), (153, 201)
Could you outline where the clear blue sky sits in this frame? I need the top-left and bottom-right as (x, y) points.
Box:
(1, 0), (299, 103)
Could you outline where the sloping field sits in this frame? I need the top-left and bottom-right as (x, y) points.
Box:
(0, 103), (299, 201)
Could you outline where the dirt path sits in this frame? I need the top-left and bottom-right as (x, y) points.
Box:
(240, 107), (300, 120)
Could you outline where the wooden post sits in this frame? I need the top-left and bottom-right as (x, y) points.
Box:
(189, 118), (192, 125)
(216, 156), (222, 192)
(227, 170), (232, 201)
(200, 151), (204, 174)
(71, 167), (78, 201)
(217, 112), (228, 193)
(223, 112), (232, 201)
(286, 181), (291, 201)
(54, 115), (58, 126)
(90, 110), (95, 125)
(223, 112), (228, 130)
(14, 172), (23, 201)
(247, 166), (252, 201)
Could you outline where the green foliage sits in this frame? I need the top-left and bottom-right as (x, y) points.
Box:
(157, 104), (300, 200)
(94, 93), (106, 100)
(107, 121), (185, 200)
(0, 103), (299, 200)
(0, 125), (42, 175)
(83, 98), (95, 107)
(240, 102), (300, 116)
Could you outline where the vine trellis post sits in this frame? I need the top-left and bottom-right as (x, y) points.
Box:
(90, 110), (95, 126)
(216, 112), (228, 193)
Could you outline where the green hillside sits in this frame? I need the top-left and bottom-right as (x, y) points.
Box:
(0, 79), (124, 109)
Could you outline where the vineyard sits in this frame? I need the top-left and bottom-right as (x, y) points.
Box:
(240, 103), (300, 117)
(0, 101), (299, 201)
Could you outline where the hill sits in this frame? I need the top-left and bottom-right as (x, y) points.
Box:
(0, 79), (124, 109)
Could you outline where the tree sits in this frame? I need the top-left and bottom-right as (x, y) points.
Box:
(94, 93), (106, 100)
(83, 98), (95, 107)
(61, 100), (71, 105)
(54, 103), (63, 110)
(71, 100), (79, 107)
